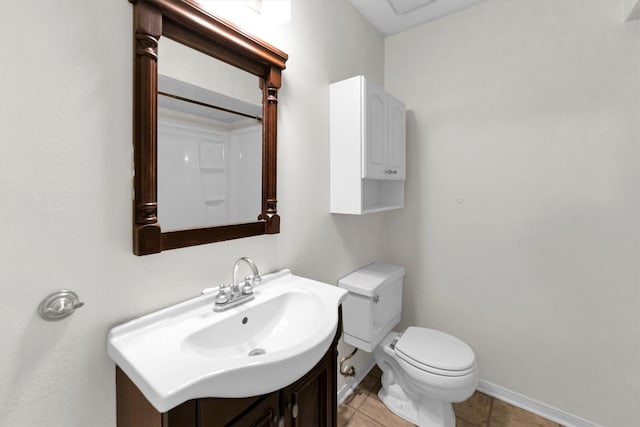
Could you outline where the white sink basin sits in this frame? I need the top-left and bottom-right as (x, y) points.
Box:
(107, 269), (347, 413)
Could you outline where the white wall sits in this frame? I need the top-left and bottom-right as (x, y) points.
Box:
(385, 0), (640, 425)
(0, 0), (385, 425)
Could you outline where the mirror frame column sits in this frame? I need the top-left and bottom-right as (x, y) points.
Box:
(259, 67), (281, 234)
(133, 2), (162, 255)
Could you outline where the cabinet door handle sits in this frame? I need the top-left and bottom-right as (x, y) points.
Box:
(292, 403), (299, 419)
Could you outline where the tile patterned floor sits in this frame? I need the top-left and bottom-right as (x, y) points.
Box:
(338, 366), (562, 427)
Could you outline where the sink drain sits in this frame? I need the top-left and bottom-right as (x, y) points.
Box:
(248, 348), (266, 357)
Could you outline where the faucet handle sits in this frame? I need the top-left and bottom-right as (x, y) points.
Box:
(242, 277), (254, 295)
(215, 285), (229, 304)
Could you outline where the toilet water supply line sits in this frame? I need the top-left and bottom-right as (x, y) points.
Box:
(339, 348), (358, 376)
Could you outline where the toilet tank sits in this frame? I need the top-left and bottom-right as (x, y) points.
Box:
(338, 262), (405, 352)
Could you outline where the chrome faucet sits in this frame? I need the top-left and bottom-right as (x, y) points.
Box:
(232, 256), (262, 295)
(213, 257), (261, 312)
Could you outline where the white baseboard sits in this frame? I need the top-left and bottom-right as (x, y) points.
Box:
(337, 359), (377, 405)
(477, 379), (602, 427)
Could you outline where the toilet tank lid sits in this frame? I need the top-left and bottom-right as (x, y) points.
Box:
(338, 262), (405, 296)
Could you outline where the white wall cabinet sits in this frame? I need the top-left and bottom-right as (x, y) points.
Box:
(330, 75), (406, 214)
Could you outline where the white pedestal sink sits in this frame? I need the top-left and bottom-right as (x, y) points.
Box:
(107, 269), (347, 412)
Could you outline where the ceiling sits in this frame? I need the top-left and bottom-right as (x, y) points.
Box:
(349, 0), (487, 36)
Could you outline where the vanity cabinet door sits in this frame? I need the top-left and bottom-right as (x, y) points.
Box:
(225, 393), (280, 427)
(282, 350), (335, 427)
(198, 394), (278, 427)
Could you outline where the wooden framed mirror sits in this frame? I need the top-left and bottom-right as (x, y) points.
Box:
(130, 0), (288, 255)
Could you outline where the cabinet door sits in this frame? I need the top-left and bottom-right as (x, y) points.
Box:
(387, 95), (406, 180)
(282, 353), (333, 427)
(199, 394), (279, 427)
(363, 80), (387, 179)
(227, 393), (280, 427)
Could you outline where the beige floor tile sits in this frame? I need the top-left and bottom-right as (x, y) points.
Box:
(457, 417), (479, 427)
(453, 391), (493, 427)
(358, 393), (416, 427)
(344, 412), (386, 427)
(489, 400), (561, 427)
(343, 381), (375, 409)
(337, 404), (357, 427)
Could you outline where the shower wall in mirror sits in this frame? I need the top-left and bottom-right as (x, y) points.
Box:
(157, 38), (262, 230)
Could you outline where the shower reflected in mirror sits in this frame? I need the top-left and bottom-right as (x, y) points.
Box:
(157, 75), (262, 230)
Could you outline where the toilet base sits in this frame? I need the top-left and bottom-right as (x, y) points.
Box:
(378, 382), (419, 424)
(375, 330), (471, 427)
(378, 382), (456, 427)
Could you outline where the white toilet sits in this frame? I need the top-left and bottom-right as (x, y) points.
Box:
(339, 262), (478, 427)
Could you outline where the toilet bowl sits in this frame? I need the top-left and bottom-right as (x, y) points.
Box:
(374, 329), (478, 426)
(338, 262), (478, 427)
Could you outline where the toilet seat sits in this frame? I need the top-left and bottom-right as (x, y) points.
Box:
(394, 327), (476, 377)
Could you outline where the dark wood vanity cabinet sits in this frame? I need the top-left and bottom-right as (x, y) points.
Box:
(116, 331), (339, 427)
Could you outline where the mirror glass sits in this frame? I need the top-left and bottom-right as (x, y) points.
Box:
(157, 37), (263, 230)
